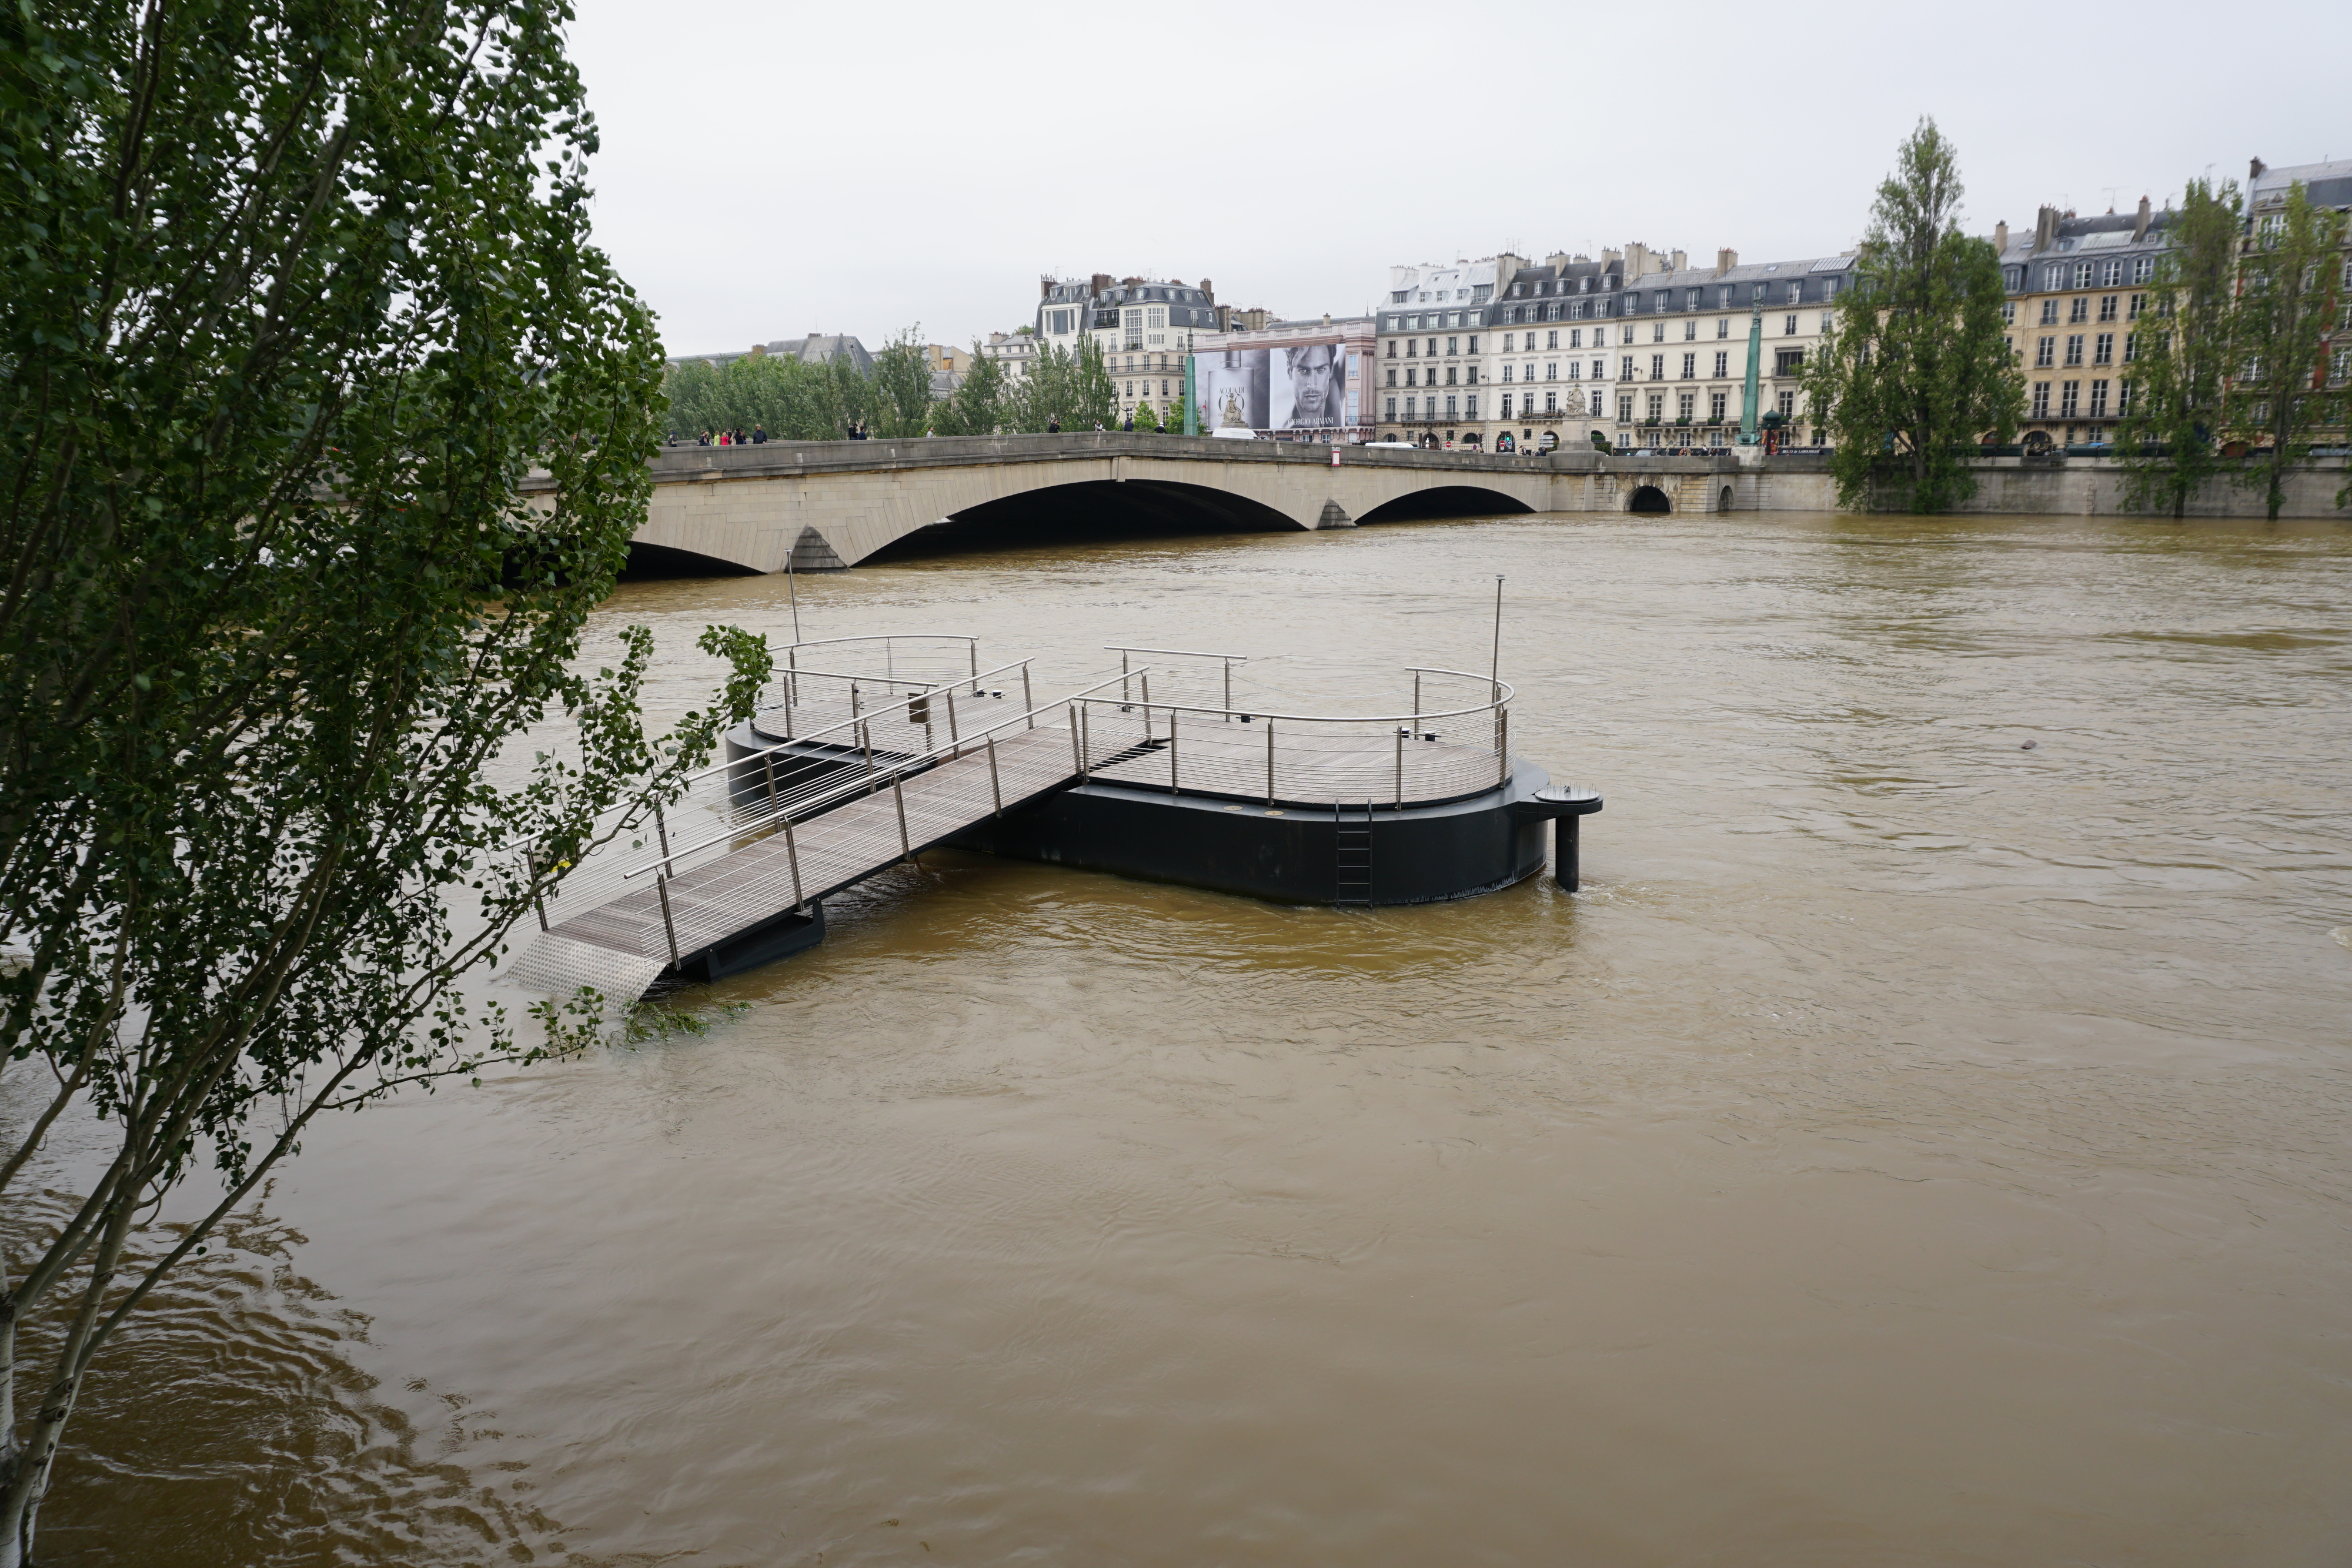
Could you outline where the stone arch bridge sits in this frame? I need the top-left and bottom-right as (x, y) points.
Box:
(523, 433), (1820, 573)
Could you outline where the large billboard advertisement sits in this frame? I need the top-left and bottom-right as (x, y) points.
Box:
(1191, 344), (1352, 432)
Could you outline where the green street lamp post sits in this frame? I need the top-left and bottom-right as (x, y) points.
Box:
(1739, 301), (1764, 446)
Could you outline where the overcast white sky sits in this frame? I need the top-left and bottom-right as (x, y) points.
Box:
(566, 0), (2349, 359)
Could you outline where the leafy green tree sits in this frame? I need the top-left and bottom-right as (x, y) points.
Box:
(2226, 182), (2348, 520)
(1068, 336), (1121, 430)
(2116, 179), (2244, 517)
(869, 326), (936, 438)
(937, 342), (1006, 436)
(0, 2), (769, 1555)
(1804, 118), (2023, 511)
(1131, 397), (1161, 433)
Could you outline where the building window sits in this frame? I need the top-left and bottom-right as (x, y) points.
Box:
(2059, 380), (2080, 418)
(1385, 396), (1397, 419)
(2127, 293), (2147, 321)
(1621, 355), (1636, 380)
(1446, 336), (1459, 356)
(1445, 366), (1458, 386)
(1709, 390), (1728, 422)
(1501, 364), (1514, 383)
(1776, 390), (1796, 417)
(1591, 390), (1606, 416)
(2073, 262), (2093, 288)
(1404, 368), (1416, 387)
(1783, 314), (1798, 335)
(1465, 394), (1478, 417)
(1445, 395), (1458, 417)
(2094, 332), (2114, 366)
(2036, 336), (2056, 368)
(1678, 392), (1696, 420)
(1645, 353), (1661, 380)
(1618, 395), (1635, 422)
(2133, 256), (2154, 284)
(1570, 329), (1583, 349)
(1652, 323), (1666, 343)
(2064, 335), (2084, 367)
(1404, 396), (1416, 418)
(2032, 382), (2051, 419)
(2100, 260), (2121, 287)
(1386, 368), (1396, 387)
(1501, 393), (1514, 417)
(1544, 362), (1558, 380)
(1646, 393), (1665, 420)
(1543, 330), (1556, 350)
(2001, 301), (2017, 324)
(1718, 317), (1730, 337)
(1568, 360), (1581, 379)
(2040, 299), (2060, 326)
(2088, 379), (2109, 418)
(2097, 295), (2118, 323)
(1676, 353), (1692, 379)
(2117, 379), (2135, 415)
(1544, 390), (1557, 413)
(2123, 332), (2140, 363)
(1593, 359), (1605, 380)
(2068, 297), (2089, 324)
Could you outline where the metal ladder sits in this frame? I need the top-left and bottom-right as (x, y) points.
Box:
(1334, 800), (1374, 905)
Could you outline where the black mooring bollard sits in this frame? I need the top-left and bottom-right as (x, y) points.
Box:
(1530, 785), (1603, 892)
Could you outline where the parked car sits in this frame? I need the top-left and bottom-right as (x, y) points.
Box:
(1360, 440), (1416, 449)
(1210, 427), (1261, 442)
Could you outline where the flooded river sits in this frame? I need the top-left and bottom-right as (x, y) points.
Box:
(29, 508), (2352, 1565)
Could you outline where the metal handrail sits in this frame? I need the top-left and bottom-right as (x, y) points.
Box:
(622, 668), (1147, 878)
(691, 656), (1038, 786)
(1075, 678), (1513, 727)
(1103, 644), (1251, 662)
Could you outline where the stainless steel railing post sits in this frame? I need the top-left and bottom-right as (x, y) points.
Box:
(1140, 674), (1151, 740)
(1081, 703), (1092, 778)
(969, 640), (980, 693)
(1496, 705), (1509, 787)
(987, 734), (1004, 817)
(1265, 720), (1276, 804)
(784, 818), (804, 911)
(945, 686), (959, 745)
(1170, 708), (1180, 795)
(894, 773), (913, 862)
(655, 804), (674, 877)
(656, 873), (681, 969)
(1394, 727), (1404, 809)
(1022, 663), (1034, 729)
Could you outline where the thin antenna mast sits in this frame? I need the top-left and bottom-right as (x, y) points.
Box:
(1491, 576), (1505, 687)
(784, 546), (803, 643)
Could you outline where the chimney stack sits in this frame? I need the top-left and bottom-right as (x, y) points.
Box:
(1670, 249), (1688, 272)
(1091, 272), (1112, 295)
(2133, 195), (2151, 240)
(1040, 275), (1054, 300)
(1715, 248), (1738, 275)
(1199, 279), (1214, 301)
(2250, 157), (2267, 182)
(1993, 220), (2008, 253)
(2033, 205), (2060, 250)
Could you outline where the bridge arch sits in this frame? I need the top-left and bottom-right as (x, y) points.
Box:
(1629, 484), (1672, 514)
(866, 477), (1301, 563)
(623, 540), (761, 579)
(1355, 486), (1538, 526)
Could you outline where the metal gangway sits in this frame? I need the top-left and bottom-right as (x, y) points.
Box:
(503, 637), (1135, 1003)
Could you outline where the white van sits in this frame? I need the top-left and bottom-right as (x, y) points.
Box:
(1210, 427), (1262, 441)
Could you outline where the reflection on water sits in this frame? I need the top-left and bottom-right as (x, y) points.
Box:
(29, 510), (2352, 1565)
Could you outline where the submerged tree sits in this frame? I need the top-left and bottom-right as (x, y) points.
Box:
(0, 1), (767, 1557)
(2116, 178), (2244, 517)
(1805, 118), (2023, 511)
(867, 326), (937, 439)
(2226, 180), (2348, 520)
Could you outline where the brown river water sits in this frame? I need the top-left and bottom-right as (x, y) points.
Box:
(23, 507), (2352, 1565)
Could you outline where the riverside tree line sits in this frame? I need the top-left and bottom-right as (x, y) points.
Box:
(1802, 121), (2347, 517)
(660, 327), (1147, 440)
